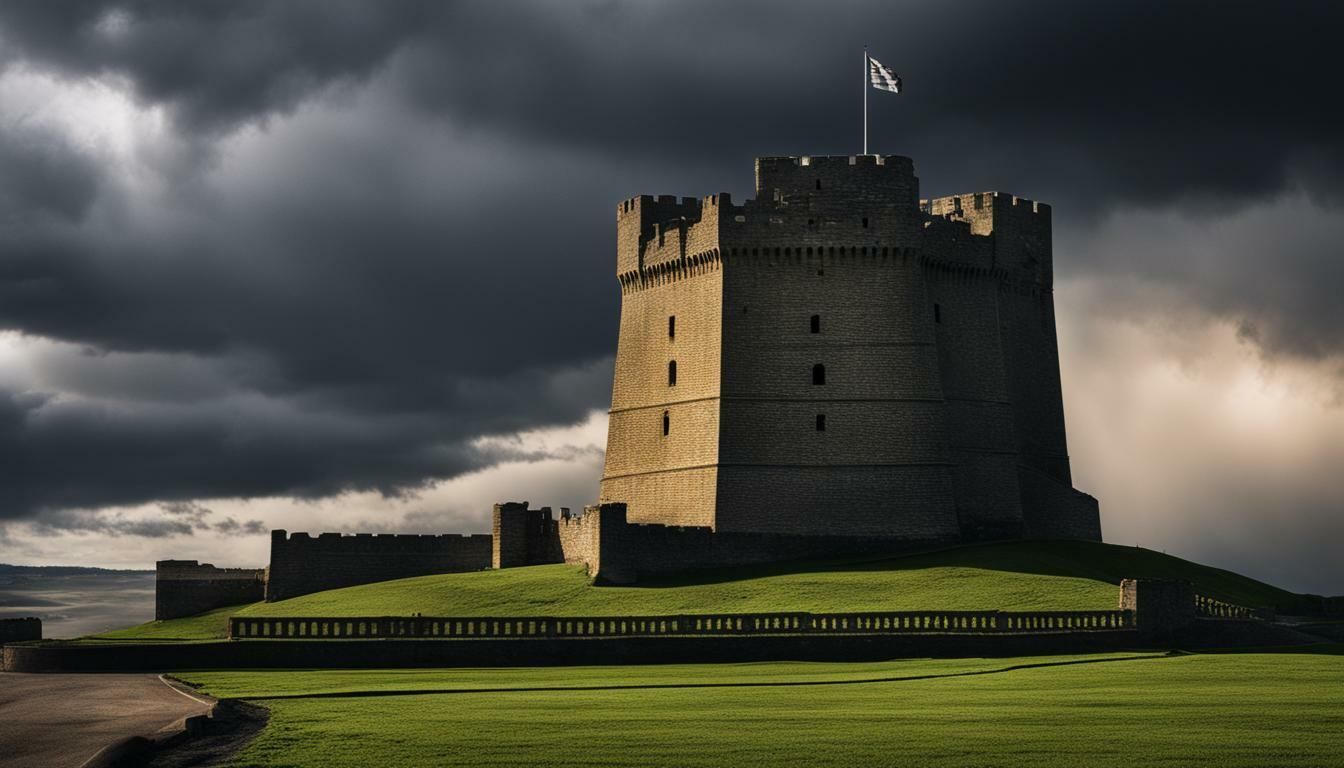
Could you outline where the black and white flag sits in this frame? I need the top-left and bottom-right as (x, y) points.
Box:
(869, 56), (902, 93)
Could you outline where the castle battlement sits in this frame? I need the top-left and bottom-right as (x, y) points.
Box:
(275, 530), (486, 543)
(156, 560), (266, 581)
(617, 155), (931, 290)
(921, 191), (1053, 282)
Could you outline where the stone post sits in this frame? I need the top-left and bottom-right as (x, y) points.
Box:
(1120, 578), (1195, 640)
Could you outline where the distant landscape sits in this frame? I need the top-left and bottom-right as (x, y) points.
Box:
(0, 564), (154, 638)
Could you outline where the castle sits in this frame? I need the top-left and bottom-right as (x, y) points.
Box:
(602, 155), (1099, 542)
(156, 154), (1100, 617)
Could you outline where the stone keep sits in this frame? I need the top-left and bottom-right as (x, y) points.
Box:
(600, 155), (1100, 543)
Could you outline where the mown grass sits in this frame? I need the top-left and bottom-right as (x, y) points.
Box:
(180, 647), (1344, 768)
(94, 540), (1316, 641)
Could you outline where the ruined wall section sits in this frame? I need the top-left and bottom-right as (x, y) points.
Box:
(266, 529), (491, 602)
(492, 502), (564, 569)
(155, 560), (266, 620)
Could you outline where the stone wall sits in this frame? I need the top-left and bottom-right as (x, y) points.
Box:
(492, 502), (564, 569)
(155, 560), (266, 620)
(1120, 578), (1195, 638)
(0, 617), (41, 645)
(266, 529), (491, 602)
(228, 607), (1134, 640)
(497, 501), (957, 585)
(1018, 466), (1102, 541)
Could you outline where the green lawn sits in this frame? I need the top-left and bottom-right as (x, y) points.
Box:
(180, 647), (1344, 767)
(95, 540), (1318, 641)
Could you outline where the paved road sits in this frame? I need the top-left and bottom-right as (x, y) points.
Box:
(0, 673), (214, 768)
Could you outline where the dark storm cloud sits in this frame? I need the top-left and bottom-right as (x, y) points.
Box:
(0, 1), (433, 133)
(0, 0), (1341, 529)
(0, 124), (102, 221)
(2, 2), (1339, 203)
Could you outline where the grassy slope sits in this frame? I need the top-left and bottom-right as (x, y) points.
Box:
(91, 604), (241, 641)
(94, 540), (1313, 641)
(182, 648), (1344, 768)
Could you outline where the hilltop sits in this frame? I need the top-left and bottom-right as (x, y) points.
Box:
(93, 540), (1323, 642)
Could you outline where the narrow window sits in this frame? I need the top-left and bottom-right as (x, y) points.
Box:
(862, 217), (869, 228)
(812, 364), (826, 385)
(662, 411), (669, 436)
(810, 314), (821, 334)
(816, 414), (826, 431)
(815, 179), (822, 190)
(668, 315), (676, 339)
(934, 303), (942, 324)
(668, 360), (677, 386)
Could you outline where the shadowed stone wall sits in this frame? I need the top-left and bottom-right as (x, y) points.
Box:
(0, 617), (41, 645)
(155, 560), (266, 620)
(266, 529), (491, 602)
(1120, 578), (1195, 638)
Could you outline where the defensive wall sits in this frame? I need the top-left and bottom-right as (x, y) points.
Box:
(0, 617), (41, 645)
(266, 529), (491, 602)
(155, 560), (266, 620)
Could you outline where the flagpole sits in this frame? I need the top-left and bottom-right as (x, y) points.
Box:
(862, 46), (868, 155)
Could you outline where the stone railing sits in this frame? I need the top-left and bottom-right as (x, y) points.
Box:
(1194, 594), (1273, 621)
(228, 609), (1135, 640)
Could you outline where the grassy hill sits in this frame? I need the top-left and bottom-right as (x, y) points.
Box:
(92, 540), (1317, 642)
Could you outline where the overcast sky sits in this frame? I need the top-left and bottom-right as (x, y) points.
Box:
(0, 1), (1341, 594)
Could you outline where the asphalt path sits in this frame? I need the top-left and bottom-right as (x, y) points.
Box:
(0, 673), (213, 768)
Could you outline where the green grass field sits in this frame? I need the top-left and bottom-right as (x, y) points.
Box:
(180, 647), (1344, 767)
(96, 540), (1317, 642)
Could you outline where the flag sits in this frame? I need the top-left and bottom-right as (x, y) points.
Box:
(869, 56), (902, 94)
